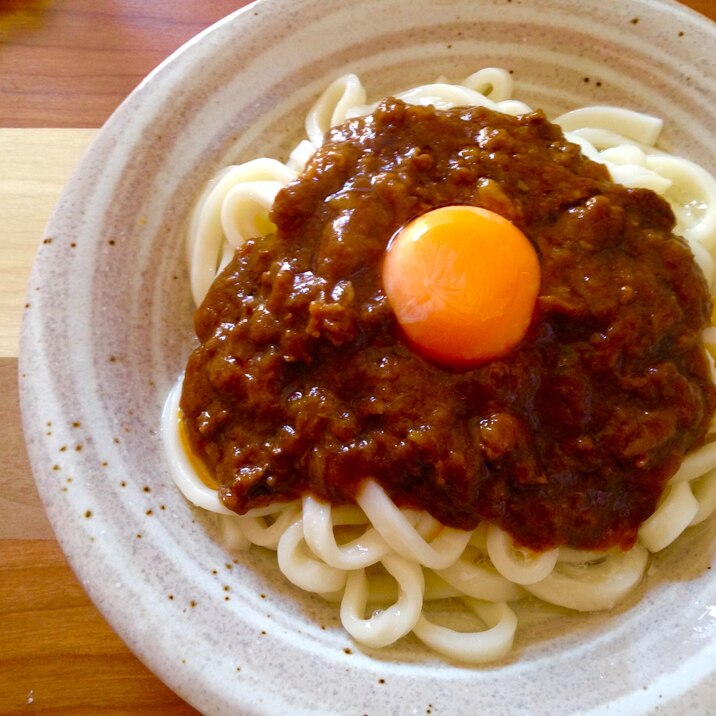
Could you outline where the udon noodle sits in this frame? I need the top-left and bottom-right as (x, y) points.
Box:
(163, 69), (716, 663)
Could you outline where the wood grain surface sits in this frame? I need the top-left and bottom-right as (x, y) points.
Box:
(0, 128), (98, 358)
(1, 0), (714, 714)
(0, 0), (247, 127)
(1, 2), (248, 713)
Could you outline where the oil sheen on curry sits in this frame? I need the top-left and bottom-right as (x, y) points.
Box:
(180, 99), (716, 552)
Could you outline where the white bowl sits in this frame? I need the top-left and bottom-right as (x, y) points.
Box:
(20, 0), (716, 713)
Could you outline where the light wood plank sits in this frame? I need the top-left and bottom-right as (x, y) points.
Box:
(0, 128), (97, 358)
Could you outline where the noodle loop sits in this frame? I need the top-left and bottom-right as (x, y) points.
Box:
(339, 553), (424, 648)
(302, 496), (390, 569)
(486, 525), (559, 586)
(413, 599), (517, 663)
(357, 480), (471, 570)
(277, 517), (348, 593)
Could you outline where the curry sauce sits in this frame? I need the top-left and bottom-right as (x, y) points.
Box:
(181, 99), (716, 551)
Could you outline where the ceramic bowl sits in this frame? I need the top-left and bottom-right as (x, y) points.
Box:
(20, 0), (716, 713)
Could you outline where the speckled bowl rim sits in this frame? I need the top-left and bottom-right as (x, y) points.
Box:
(19, 0), (716, 714)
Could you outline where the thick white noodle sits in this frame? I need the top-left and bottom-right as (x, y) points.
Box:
(302, 495), (390, 569)
(218, 514), (251, 551)
(495, 99), (533, 116)
(393, 83), (501, 111)
(435, 545), (525, 602)
(320, 569), (462, 604)
(339, 553), (424, 648)
(461, 67), (514, 100)
(161, 377), (234, 515)
(409, 510), (444, 541)
(286, 139), (316, 173)
(564, 127), (661, 154)
(554, 106), (663, 144)
(646, 155), (716, 249)
(668, 440), (716, 484)
(356, 480), (471, 569)
(524, 546), (650, 611)
(220, 180), (285, 248)
(305, 73), (366, 148)
(234, 505), (302, 550)
(486, 524), (559, 585)
(188, 159), (296, 304)
(688, 240), (715, 290)
(413, 599), (517, 663)
(277, 517), (348, 593)
(167, 70), (716, 663)
(690, 469), (716, 526)
(638, 482), (700, 553)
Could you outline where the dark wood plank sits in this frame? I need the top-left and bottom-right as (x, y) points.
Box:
(0, 0), (252, 127)
(0, 539), (201, 715)
(1, 1), (712, 128)
(0, 358), (34, 507)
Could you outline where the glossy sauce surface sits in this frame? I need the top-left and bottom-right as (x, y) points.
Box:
(181, 99), (715, 550)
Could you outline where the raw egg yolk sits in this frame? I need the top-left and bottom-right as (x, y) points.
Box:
(382, 205), (540, 368)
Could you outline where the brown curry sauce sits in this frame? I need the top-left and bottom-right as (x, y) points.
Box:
(180, 99), (716, 551)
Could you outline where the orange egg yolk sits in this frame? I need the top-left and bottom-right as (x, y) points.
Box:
(382, 205), (541, 368)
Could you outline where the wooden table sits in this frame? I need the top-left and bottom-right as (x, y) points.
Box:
(1, 0), (715, 713)
(0, 2), (248, 713)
